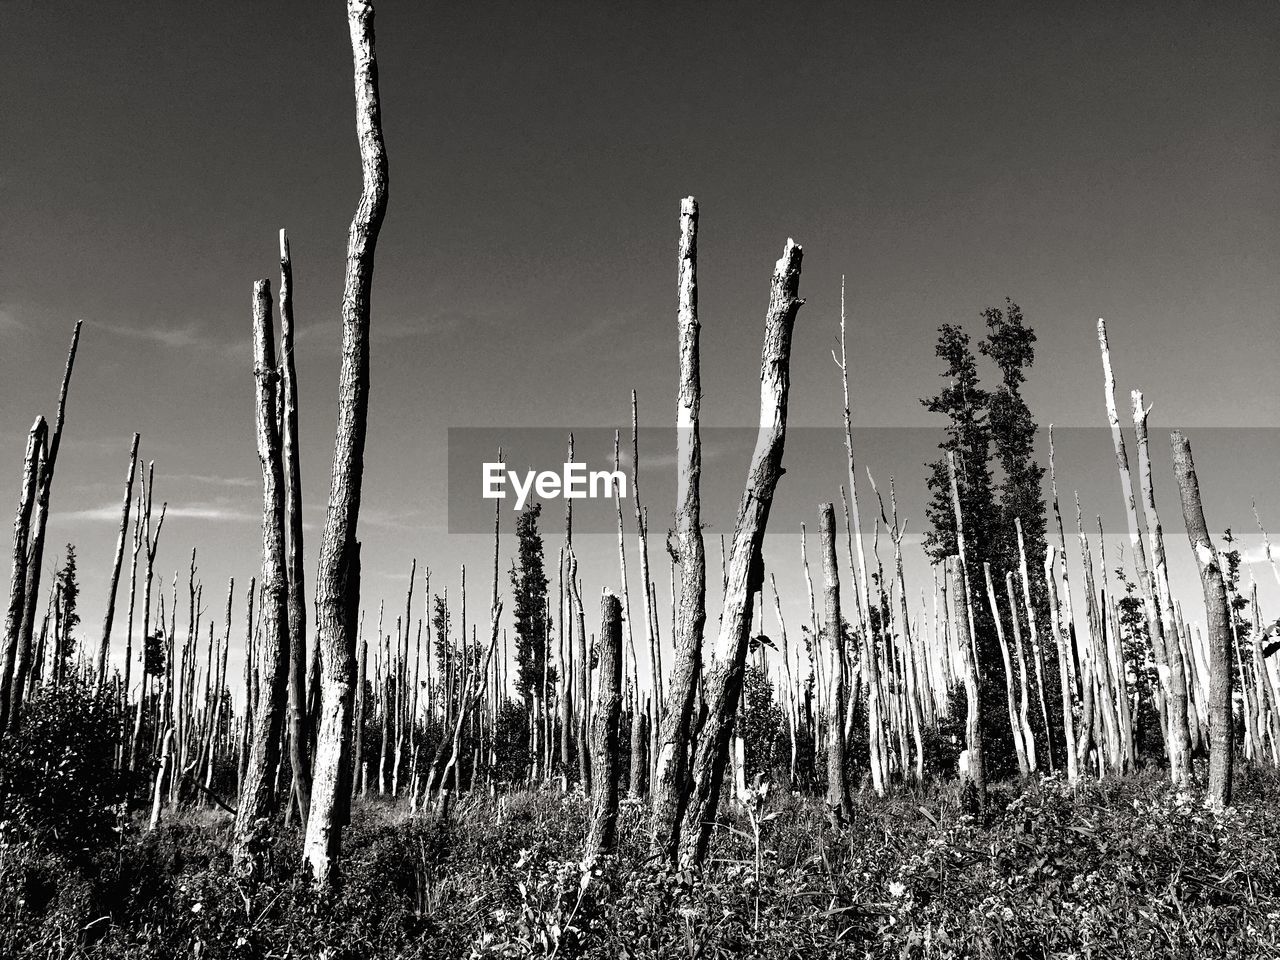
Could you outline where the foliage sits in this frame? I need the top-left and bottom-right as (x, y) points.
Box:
(6, 768), (1280, 958)
(0, 676), (127, 860)
(511, 504), (556, 705)
(53, 544), (81, 677)
(738, 664), (785, 781)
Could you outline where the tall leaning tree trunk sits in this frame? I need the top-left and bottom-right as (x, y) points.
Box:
(1133, 391), (1193, 785)
(303, 0), (389, 888)
(233, 280), (292, 881)
(819, 502), (853, 828)
(585, 591), (623, 863)
(1170, 431), (1233, 810)
(679, 238), (804, 868)
(12, 322), (81, 731)
(650, 197), (706, 860)
(97, 432), (140, 690)
(1098, 320), (1190, 784)
(279, 228), (313, 826)
(1, 417), (46, 729)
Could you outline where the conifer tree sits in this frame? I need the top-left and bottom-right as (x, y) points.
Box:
(511, 504), (554, 705)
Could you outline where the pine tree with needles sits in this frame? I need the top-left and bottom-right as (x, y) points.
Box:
(511, 504), (555, 706)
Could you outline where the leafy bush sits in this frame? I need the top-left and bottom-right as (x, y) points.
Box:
(0, 676), (127, 859)
(3, 763), (1280, 957)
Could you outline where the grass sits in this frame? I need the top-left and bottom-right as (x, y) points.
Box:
(3, 766), (1280, 958)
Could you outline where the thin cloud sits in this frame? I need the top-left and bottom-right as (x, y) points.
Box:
(0, 307), (24, 333)
(56, 501), (257, 524)
(96, 319), (247, 359)
(168, 473), (258, 489)
(293, 310), (505, 351)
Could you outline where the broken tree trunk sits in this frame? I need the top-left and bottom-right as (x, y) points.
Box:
(585, 591), (623, 863)
(234, 280), (292, 880)
(819, 502), (853, 827)
(947, 452), (985, 811)
(679, 238), (804, 868)
(96, 432), (140, 690)
(986, 562), (1029, 778)
(1170, 431), (1233, 810)
(279, 228), (313, 828)
(12, 321), (81, 731)
(1, 417), (45, 730)
(303, 0), (389, 889)
(948, 556), (985, 810)
(651, 197), (706, 860)
(1043, 546), (1078, 782)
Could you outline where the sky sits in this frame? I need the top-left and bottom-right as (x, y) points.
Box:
(1, 1), (1277, 702)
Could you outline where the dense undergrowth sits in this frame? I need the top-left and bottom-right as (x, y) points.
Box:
(3, 765), (1279, 959)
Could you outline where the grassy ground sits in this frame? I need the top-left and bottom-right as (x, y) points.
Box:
(3, 767), (1280, 958)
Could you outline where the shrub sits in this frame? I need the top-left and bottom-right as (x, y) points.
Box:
(0, 675), (127, 859)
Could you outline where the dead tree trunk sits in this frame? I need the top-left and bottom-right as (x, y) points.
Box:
(1, 417), (45, 730)
(986, 562), (1029, 777)
(819, 503), (853, 827)
(1004, 571), (1037, 772)
(947, 453), (985, 811)
(836, 276), (881, 792)
(96, 432), (140, 690)
(570, 544), (591, 791)
(12, 322), (81, 730)
(278, 228), (313, 827)
(1132, 391), (1193, 785)
(1170, 431), (1233, 809)
(234, 280), (291, 880)
(585, 591), (623, 863)
(948, 556), (985, 809)
(679, 238), (804, 868)
(127, 470), (165, 778)
(1015, 518), (1052, 771)
(651, 197), (705, 858)
(631, 392), (662, 776)
(1043, 546), (1078, 782)
(303, 0), (389, 887)
(1098, 320), (1190, 784)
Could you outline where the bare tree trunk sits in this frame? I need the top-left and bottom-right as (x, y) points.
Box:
(12, 322), (82, 730)
(1004, 571), (1037, 772)
(1043, 546), (1078, 782)
(1170, 431), (1233, 809)
(986, 563), (1029, 777)
(1098, 321), (1188, 783)
(303, 0), (389, 888)
(819, 503), (853, 827)
(128, 473), (165, 778)
(1132, 391), (1193, 785)
(679, 239), (804, 868)
(119, 484), (143, 764)
(585, 591), (623, 863)
(234, 280), (292, 880)
(353, 620), (367, 800)
(631, 393), (662, 774)
(948, 556), (985, 809)
(1, 417), (45, 730)
(836, 276), (880, 789)
(570, 545), (591, 792)
(96, 433), (140, 690)
(149, 728), (174, 832)
(1015, 518), (1052, 771)
(770, 573), (799, 787)
(277, 228), (313, 828)
(947, 452), (985, 810)
(651, 197), (705, 858)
